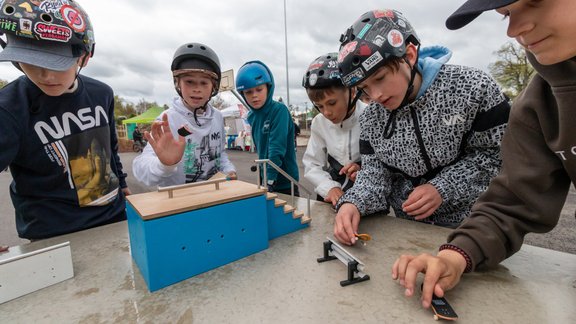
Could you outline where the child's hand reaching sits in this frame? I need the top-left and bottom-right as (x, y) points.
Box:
(145, 114), (187, 166)
(339, 162), (360, 182)
(401, 184), (442, 220)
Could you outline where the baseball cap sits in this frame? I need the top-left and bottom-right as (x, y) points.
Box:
(0, 34), (77, 71)
(446, 0), (518, 30)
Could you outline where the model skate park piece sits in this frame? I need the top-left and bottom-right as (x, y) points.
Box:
(126, 173), (311, 292)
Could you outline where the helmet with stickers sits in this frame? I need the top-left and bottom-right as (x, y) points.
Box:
(302, 52), (342, 89)
(0, 0), (95, 69)
(171, 42), (222, 96)
(337, 9), (419, 87)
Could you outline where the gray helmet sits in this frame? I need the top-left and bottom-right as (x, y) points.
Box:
(338, 9), (419, 87)
(171, 42), (221, 95)
(302, 53), (342, 89)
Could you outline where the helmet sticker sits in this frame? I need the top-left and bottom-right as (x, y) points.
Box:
(60, 4), (85, 32)
(387, 29), (404, 47)
(308, 62), (323, 71)
(372, 35), (386, 47)
(39, 0), (70, 14)
(34, 21), (71, 42)
(373, 9), (395, 19)
(309, 73), (318, 86)
(19, 18), (32, 34)
(357, 43), (372, 56)
(397, 19), (406, 28)
(18, 2), (33, 12)
(0, 18), (17, 32)
(342, 67), (364, 86)
(362, 51), (383, 72)
(338, 40), (357, 62)
(357, 23), (372, 40)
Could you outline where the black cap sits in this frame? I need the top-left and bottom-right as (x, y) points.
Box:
(446, 0), (518, 30)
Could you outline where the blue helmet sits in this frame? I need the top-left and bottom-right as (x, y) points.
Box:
(236, 62), (272, 91)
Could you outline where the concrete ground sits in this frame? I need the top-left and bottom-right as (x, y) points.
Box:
(2, 136), (575, 255)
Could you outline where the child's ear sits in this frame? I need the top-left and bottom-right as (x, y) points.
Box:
(405, 43), (419, 66)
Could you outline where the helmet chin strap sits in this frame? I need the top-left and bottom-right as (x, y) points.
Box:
(67, 54), (89, 92)
(340, 88), (362, 128)
(383, 48), (420, 139)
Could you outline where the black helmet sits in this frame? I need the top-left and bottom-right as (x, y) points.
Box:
(171, 42), (221, 95)
(302, 52), (342, 89)
(338, 9), (419, 87)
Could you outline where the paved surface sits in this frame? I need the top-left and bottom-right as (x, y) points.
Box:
(2, 137), (575, 255)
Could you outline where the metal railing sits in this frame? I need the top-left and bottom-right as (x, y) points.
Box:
(254, 159), (312, 218)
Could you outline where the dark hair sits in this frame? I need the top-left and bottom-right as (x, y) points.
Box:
(306, 86), (346, 102)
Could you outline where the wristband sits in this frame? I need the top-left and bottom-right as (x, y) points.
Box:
(439, 244), (473, 273)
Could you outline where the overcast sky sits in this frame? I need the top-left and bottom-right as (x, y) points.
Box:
(0, 0), (512, 110)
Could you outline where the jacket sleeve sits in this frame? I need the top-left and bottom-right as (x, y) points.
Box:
(266, 105), (291, 182)
(303, 119), (341, 198)
(447, 76), (570, 271)
(132, 143), (178, 187)
(429, 75), (509, 209)
(336, 113), (390, 215)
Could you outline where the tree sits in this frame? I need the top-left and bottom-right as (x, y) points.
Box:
(0, 79), (7, 89)
(489, 42), (535, 100)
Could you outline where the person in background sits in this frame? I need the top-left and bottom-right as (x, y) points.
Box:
(236, 61), (299, 195)
(393, 0), (576, 309)
(133, 43), (236, 186)
(301, 53), (364, 206)
(132, 126), (146, 148)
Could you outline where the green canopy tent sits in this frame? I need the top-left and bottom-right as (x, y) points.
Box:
(122, 106), (165, 140)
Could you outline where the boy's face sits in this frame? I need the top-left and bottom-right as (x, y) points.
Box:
(496, 0), (576, 65)
(20, 62), (80, 97)
(242, 84), (268, 109)
(177, 72), (214, 109)
(311, 88), (350, 124)
(356, 64), (410, 110)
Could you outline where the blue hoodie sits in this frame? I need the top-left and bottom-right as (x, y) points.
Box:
(416, 46), (452, 98)
(239, 61), (299, 190)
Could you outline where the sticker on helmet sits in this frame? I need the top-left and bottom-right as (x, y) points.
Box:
(60, 4), (85, 32)
(39, 0), (68, 14)
(34, 21), (71, 42)
(362, 51), (384, 72)
(19, 18), (33, 34)
(387, 29), (404, 47)
(373, 10), (395, 19)
(309, 73), (318, 86)
(372, 35), (386, 47)
(358, 44), (372, 56)
(357, 23), (372, 39)
(342, 67), (365, 86)
(308, 62), (323, 71)
(18, 2), (33, 13)
(397, 19), (406, 28)
(338, 41), (357, 62)
(0, 19), (17, 32)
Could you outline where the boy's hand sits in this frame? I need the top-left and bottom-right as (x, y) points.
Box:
(226, 172), (238, 180)
(324, 187), (344, 207)
(340, 162), (361, 182)
(334, 203), (360, 246)
(402, 183), (442, 220)
(121, 187), (132, 196)
(392, 250), (466, 308)
(145, 114), (186, 166)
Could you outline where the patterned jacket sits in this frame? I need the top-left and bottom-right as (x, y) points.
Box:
(337, 62), (510, 226)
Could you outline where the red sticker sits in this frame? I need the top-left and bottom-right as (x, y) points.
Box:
(60, 5), (85, 33)
(358, 44), (372, 56)
(373, 10), (395, 19)
(338, 41), (357, 62)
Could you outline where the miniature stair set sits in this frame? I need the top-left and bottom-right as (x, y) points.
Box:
(126, 177), (311, 292)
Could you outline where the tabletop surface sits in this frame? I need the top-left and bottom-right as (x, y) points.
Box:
(1, 196), (575, 323)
